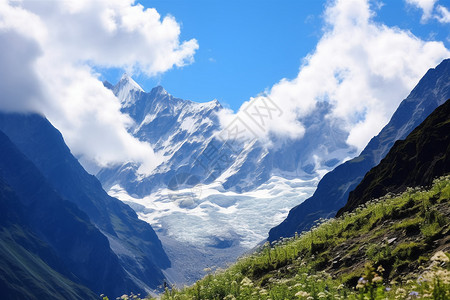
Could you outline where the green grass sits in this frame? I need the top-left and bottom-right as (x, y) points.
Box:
(105, 175), (450, 300)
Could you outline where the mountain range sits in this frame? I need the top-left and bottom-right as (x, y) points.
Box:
(99, 74), (355, 197)
(95, 59), (450, 284)
(94, 72), (360, 281)
(0, 57), (449, 298)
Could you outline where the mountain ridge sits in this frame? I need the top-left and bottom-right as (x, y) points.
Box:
(98, 75), (355, 197)
(0, 129), (131, 298)
(0, 112), (170, 294)
(269, 58), (450, 241)
(337, 98), (450, 216)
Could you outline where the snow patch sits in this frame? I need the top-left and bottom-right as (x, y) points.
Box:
(109, 175), (318, 249)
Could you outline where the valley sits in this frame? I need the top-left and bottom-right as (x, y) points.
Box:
(0, 1), (449, 299)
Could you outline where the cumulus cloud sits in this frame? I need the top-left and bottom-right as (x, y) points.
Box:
(0, 31), (43, 113)
(405, 0), (438, 21)
(0, 0), (198, 173)
(405, 0), (450, 23)
(435, 5), (450, 23)
(221, 0), (449, 151)
(21, 0), (198, 75)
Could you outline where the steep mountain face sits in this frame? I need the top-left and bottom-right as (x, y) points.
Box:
(337, 99), (450, 216)
(0, 130), (133, 298)
(98, 77), (224, 196)
(95, 74), (357, 284)
(0, 178), (98, 300)
(98, 74), (356, 197)
(0, 113), (170, 293)
(269, 58), (450, 241)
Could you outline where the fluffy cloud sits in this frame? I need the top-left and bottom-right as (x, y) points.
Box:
(0, 0), (198, 172)
(405, 0), (438, 21)
(435, 5), (450, 23)
(405, 0), (450, 23)
(20, 0), (198, 75)
(222, 0), (449, 151)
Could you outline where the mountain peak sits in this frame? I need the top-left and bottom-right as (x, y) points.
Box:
(113, 73), (144, 107)
(150, 85), (168, 96)
(118, 73), (144, 92)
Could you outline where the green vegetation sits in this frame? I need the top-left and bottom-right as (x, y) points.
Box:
(108, 175), (450, 299)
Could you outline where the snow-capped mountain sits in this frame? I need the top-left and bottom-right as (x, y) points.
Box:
(114, 73), (145, 108)
(97, 74), (357, 283)
(99, 74), (356, 196)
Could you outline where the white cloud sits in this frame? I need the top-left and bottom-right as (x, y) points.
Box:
(20, 0), (198, 75)
(405, 0), (438, 21)
(221, 0), (449, 151)
(435, 5), (450, 23)
(0, 0), (198, 173)
(405, 0), (450, 24)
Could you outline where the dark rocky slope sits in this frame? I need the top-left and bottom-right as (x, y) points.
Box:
(0, 130), (135, 298)
(0, 113), (170, 293)
(337, 98), (450, 216)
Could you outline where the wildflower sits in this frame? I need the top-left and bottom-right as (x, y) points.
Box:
(295, 290), (310, 297)
(396, 288), (406, 295)
(434, 269), (450, 284)
(409, 291), (419, 298)
(385, 287), (392, 292)
(377, 265), (385, 273)
(317, 292), (326, 298)
(417, 275), (426, 284)
(356, 276), (368, 289)
(431, 251), (449, 262)
(240, 277), (253, 286)
(372, 276), (383, 283)
(356, 282), (365, 289)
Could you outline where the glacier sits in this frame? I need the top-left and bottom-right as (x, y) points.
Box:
(97, 74), (358, 284)
(109, 176), (318, 248)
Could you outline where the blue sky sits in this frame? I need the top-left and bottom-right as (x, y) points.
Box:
(1, 0), (448, 169)
(100, 0), (450, 111)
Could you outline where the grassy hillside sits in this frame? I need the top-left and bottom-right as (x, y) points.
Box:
(111, 175), (449, 299)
